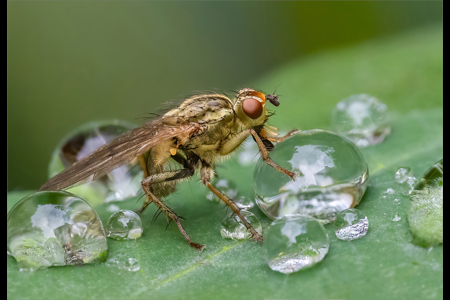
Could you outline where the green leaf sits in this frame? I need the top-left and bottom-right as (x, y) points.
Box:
(7, 25), (442, 300)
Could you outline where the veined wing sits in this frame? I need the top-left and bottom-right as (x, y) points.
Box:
(40, 120), (198, 191)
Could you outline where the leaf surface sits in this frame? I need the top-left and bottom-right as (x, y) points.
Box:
(7, 24), (443, 300)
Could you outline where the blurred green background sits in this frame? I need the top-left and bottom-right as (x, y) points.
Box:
(7, 1), (442, 191)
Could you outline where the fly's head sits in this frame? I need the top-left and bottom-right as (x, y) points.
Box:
(233, 88), (280, 128)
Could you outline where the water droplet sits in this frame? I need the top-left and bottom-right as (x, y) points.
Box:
(220, 211), (262, 240)
(106, 210), (143, 240)
(206, 178), (238, 202)
(7, 191), (108, 271)
(334, 208), (369, 240)
(393, 198), (401, 205)
(254, 130), (368, 223)
(263, 215), (329, 274)
(395, 167), (417, 195)
(331, 94), (390, 147)
(48, 120), (144, 205)
(392, 213), (402, 222)
(408, 159), (443, 247)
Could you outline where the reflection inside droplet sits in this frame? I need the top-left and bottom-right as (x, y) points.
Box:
(254, 130), (369, 223)
(7, 191), (108, 271)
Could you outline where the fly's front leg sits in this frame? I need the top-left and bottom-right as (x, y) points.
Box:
(141, 168), (205, 251)
(249, 129), (297, 180)
(268, 129), (301, 143)
(218, 129), (296, 180)
(200, 164), (263, 242)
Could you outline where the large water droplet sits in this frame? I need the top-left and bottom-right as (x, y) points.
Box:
(220, 211), (262, 240)
(7, 191), (108, 271)
(254, 130), (368, 223)
(106, 210), (143, 240)
(48, 120), (144, 205)
(331, 94), (390, 147)
(334, 208), (369, 241)
(408, 159), (443, 247)
(263, 215), (329, 274)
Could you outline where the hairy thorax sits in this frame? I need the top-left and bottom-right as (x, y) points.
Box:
(162, 95), (247, 165)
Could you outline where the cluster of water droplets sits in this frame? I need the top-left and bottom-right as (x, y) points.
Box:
(47, 120), (144, 205)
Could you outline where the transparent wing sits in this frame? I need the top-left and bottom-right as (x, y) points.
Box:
(40, 120), (198, 191)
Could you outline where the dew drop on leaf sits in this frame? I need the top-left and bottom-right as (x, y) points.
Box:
(331, 94), (391, 147)
(334, 208), (369, 241)
(106, 210), (143, 240)
(253, 130), (368, 224)
(7, 191), (108, 271)
(263, 215), (329, 274)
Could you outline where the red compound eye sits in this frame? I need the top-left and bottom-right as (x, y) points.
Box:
(242, 98), (263, 119)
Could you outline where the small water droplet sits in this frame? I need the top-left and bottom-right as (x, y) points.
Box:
(331, 94), (390, 147)
(254, 130), (368, 223)
(393, 198), (401, 205)
(47, 120), (144, 205)
(220, 211), (262, 240)
(106, 210), (143, 240)
(408, 159), (443, 247)
(334, 209), (369, 240)
(263, 215), (329, 274)
(392, 213), (402, 222)
(7, 191), (108, 271)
